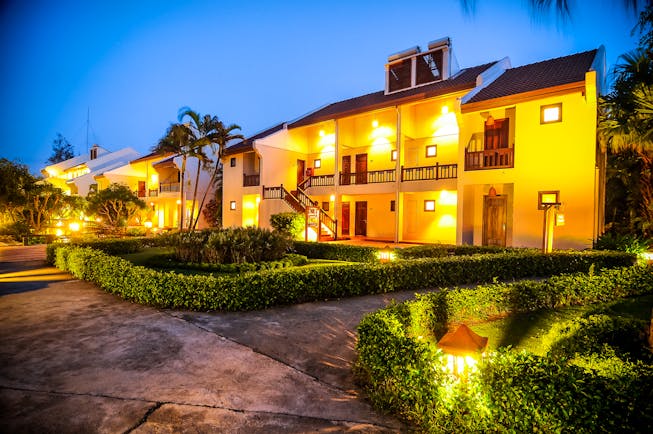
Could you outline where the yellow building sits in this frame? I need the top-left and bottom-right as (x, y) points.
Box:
(42, 145), (213, 231)
(222, 38), (606, 249)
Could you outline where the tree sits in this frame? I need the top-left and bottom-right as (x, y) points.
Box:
(176, 107), (242, 231)
(46, 133), (74, 165)
(23, 183), (68, 232)
(0, 158), (35, 225)
(599, 4), (653, 237)
(86, 183), (146, 231)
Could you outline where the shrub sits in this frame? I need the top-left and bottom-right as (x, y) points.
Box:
(594, 231), (650, 253)
(396, 243), (524, 259)
(270, 212), (305, 239)
(293, 241), (380, 262)
(143, 253), (309, 274)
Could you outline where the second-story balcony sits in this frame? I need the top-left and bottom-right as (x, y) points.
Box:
(243, 173), (260, 187)
(339, 169), (396, 185)
(465, 131), (514, 171)
(401, 163), (457, 181)
(159, 182), (180, 193)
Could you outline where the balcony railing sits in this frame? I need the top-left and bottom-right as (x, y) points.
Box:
(339, 169), (396, 185)
(160, 182), (180, 193)
(465, 148), (514, 170)
(298, 174), (335, 189)
(149, 189), (158, 197)
(243, 173), (260, 187)
(401, 163), (457, 181)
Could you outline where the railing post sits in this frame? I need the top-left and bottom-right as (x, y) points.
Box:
(436, 162), (440, 180)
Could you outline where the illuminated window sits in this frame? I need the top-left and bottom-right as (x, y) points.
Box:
(314, 159), (321, 169)
(424, 200), (435, 212)
(230, 157), (236, 167)
(541, 103), (562, 124)
(230, 201), (236, 210)
(390, 200), (396, 212)
(426, 145), (437, 157)
(391, 150), (397, 161)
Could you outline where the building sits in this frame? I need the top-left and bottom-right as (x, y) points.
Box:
(42, 144), (213, 231)
(223, 37), (606, 249)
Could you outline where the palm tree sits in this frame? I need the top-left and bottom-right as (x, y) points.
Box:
(178, 107), (243, 231)
(151, 123), (201, 231)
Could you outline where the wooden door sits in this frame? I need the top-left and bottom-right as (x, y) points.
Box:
(341, 156), (351, 185)
(137, 181), (146, 197)
(355, 201), (367, 236)
(341, 202), (350, 235)
(483, 195), (507, 247)
(355, 153), (367, 184)
(297, 160), (305, 185)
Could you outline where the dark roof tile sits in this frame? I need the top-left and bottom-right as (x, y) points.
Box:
(464, 49), (597, 105)
(224, 123), (285, 156)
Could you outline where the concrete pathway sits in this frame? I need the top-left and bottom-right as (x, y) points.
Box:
(0, 245), (412, 433)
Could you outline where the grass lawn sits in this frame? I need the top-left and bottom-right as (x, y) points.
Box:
(118, 247), (173, 266)
(468, 294), (653, 355)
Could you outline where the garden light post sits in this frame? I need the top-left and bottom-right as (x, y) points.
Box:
(538, 191), (561, 253)
(437, 324), (488, 377)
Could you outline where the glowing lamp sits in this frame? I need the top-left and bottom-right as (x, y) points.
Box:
(372, 120), (379, 128)
(437, 324), (488, 377)
(55, 228), (63, 237)
(555, 213), (565, 226)
(329, 194), (335, 202)
(144, 221), (153, 229)
(69, 222), (80, 232)
(377, 245), (396, 263)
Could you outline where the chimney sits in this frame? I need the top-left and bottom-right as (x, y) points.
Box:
(90, 144), (99, 160)
(385, 37), (452, 95)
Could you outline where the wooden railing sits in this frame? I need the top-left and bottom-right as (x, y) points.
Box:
(262, 184), (337, 239)
(159, 182), (180, 193)
(465, 148), (514, 170)
(401, 163), (457, 181)
(298, 174), (335, 189)
(339, 169), (396, 185)
(243, 173), (260, 187)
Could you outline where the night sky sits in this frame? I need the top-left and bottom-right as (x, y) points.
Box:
(0, 0), (642, 174)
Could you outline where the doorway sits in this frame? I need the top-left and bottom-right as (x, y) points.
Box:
(483, 195), (507, 247)
(341, 156), (351, 185)
(355, 153), (367, 184)
(297, 159), (305, 186)
(341, 202), (350, 236)
(355, 201), (367, 236)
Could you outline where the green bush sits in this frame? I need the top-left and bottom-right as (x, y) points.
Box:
(144, 252), (309, 274)
(270, 212), (305, 239)
(355, 266), (653, 432)
(594, 231), (650, 253)
(293, 241), (381, 262)
(46, 238), (144, 264)
(396, 243), (524, 259)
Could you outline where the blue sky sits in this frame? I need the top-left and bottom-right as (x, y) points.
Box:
(0, 0), (643, 174)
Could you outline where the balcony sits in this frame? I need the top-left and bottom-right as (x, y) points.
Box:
(298, 175), (335, 189)
(465, 148), (514, 170)
(401, 163), (457, 181)
(339, 169), (396, 185)
(243, 173), (260, 187)
(159, 182), (180, 193)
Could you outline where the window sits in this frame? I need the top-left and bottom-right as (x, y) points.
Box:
(390, 200), (396, 212)
(230, 201), (236, 210)
(424, 200), (435, 212)
(484, 117), (509, 149)
(391, 150), (397, 161)
(541, 103), (562, 124)
(322, 201), (329, 211)
(314, 159), (321, 169)
(230, 157), (236, 167)
(426, 145), (437, 157)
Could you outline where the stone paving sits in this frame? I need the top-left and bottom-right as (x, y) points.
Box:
(0, 245), (414, 433)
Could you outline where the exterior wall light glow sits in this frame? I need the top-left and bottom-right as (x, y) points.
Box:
(69, 222), (80, 232)
(426, 145), (437, 157)
(541, 103), (562, 124)
(437, 324), (488, 377)
(424, 200), (436, 212)
(391, 150), (397, 161)
(230, 201), (237, 210)
(144, 221), (153, 229)
(372, 120), (379, 128)
(314, 159), (321, 169)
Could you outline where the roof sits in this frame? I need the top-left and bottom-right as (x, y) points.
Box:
(223, 123), (285, 156)
(437, 324), (488, 356)
(287, 62), (497, 129)
(464, 49), (598, 105)
(129, 151), (173, 164)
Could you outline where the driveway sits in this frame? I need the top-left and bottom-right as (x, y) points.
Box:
(0, 245), (413, 433)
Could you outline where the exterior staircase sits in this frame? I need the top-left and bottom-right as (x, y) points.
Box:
(262, 182), (337, 240)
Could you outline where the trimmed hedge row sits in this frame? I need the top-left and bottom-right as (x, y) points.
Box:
(46, 238), (144, 263)
(143, 253), (309, 274)
(355, 265), (653, 432)
(292, 241), (527, 262)
(50, 244), (636, 312)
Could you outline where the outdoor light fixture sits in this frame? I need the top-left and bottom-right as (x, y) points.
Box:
(144, 221), (153, 229)
(377, 245), (396, 263)
(314, 159), (321, 169)
(424, 200), (436, 212)
(540, 103), (562, 124)
(437, 324), (488, 377)
(230, 201), (236, 210)
(69, 222), (80, 232)
(372, 119), (379, 128)
(426, 145), (437, 157)
(538, 190), (561, 253)
(391, 150), (397, 161)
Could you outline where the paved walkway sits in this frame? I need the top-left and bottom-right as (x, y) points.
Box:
(0, 245), (412, 433)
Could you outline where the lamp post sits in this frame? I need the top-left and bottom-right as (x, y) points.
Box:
(437, 324), (488, 377)
(538, 191), (561, 253)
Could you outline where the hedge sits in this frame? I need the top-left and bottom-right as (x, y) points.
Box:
(50, 243), (636, 312)
(144, 253), (308, 274)
(292, 241), (527, 262)
(355, 265), (653, 432)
